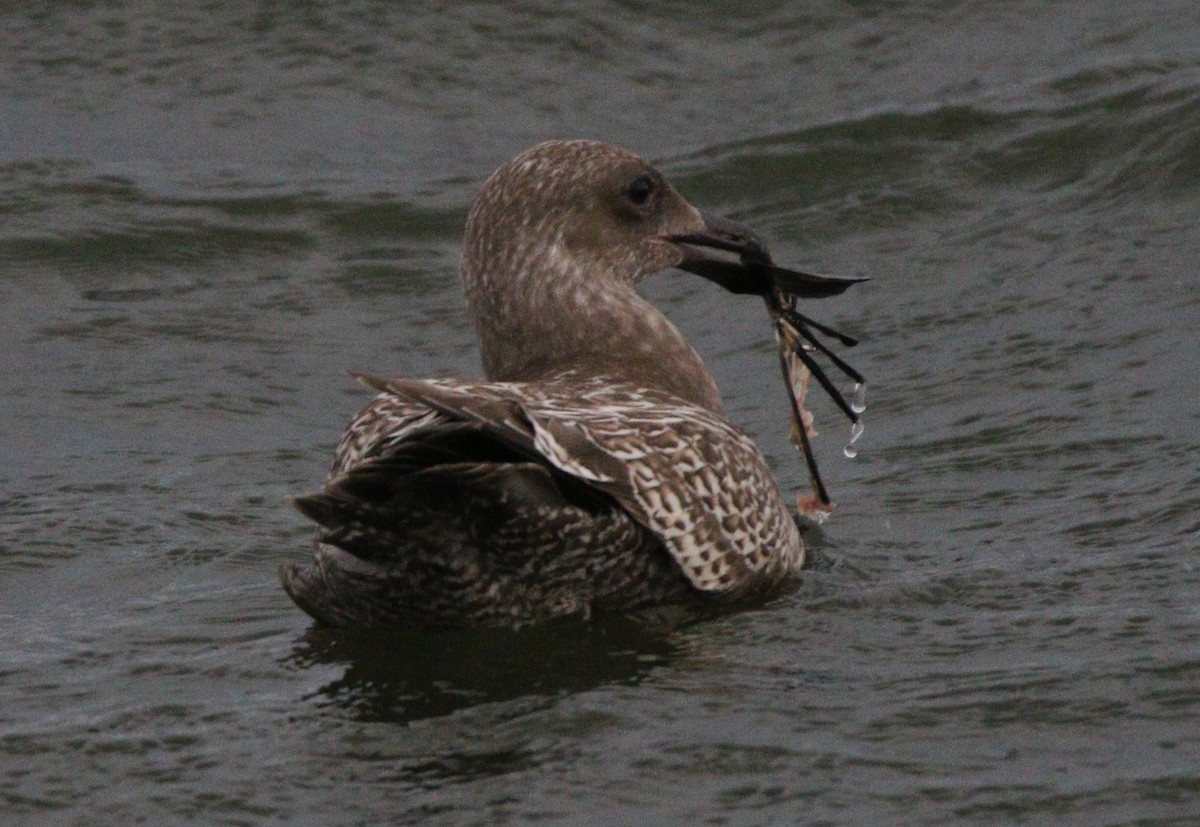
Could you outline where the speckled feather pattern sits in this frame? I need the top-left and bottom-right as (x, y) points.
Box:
(334, 372), (803, 593)
(282, 140), (808, 629)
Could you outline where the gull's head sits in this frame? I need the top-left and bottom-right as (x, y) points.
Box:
(462, 140), (707, 295)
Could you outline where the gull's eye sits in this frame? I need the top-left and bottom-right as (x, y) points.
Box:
(626, 175), (655, 206)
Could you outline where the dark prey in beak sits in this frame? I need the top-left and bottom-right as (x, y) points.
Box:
(667, 213), (868, 508)
(670, 213), (868, 299)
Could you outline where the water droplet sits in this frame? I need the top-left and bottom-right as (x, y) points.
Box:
(850, 382), (867, 414)
(844, 419), (864, 459)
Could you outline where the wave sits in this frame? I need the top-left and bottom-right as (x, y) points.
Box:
(670, 60), (1200, 232)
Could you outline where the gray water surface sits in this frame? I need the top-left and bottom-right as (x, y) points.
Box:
(2, 2), (1198, 825)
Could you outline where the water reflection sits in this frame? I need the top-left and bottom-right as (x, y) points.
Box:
(285, 614), (688, 723)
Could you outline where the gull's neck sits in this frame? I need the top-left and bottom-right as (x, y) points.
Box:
(462, 241), (725, 414)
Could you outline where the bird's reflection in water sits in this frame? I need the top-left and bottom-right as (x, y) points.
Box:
(285, 610), (697, 723)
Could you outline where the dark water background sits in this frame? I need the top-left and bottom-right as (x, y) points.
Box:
(2, 2), (1198, 824)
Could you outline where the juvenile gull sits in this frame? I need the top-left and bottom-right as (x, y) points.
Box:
(282, 139), (855, 629)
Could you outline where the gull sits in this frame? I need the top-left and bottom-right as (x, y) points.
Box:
(281, 139), (864, 629)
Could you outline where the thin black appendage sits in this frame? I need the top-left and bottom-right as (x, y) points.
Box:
(779, 307), (865, 385)
(785, 332), (860, 424)
(782, 301), (859, 347)
(773, 323), (832, 506)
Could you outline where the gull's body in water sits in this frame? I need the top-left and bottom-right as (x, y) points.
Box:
(281, 140), (864, 630)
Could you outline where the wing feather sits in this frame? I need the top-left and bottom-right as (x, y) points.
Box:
(328, 374), (803, 595)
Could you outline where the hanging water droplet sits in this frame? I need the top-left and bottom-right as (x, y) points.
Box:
(850, 382), (867, 414)
(844, 419), (864, 459)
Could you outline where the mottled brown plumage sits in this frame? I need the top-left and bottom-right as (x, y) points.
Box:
(281, 140), (812, 629)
